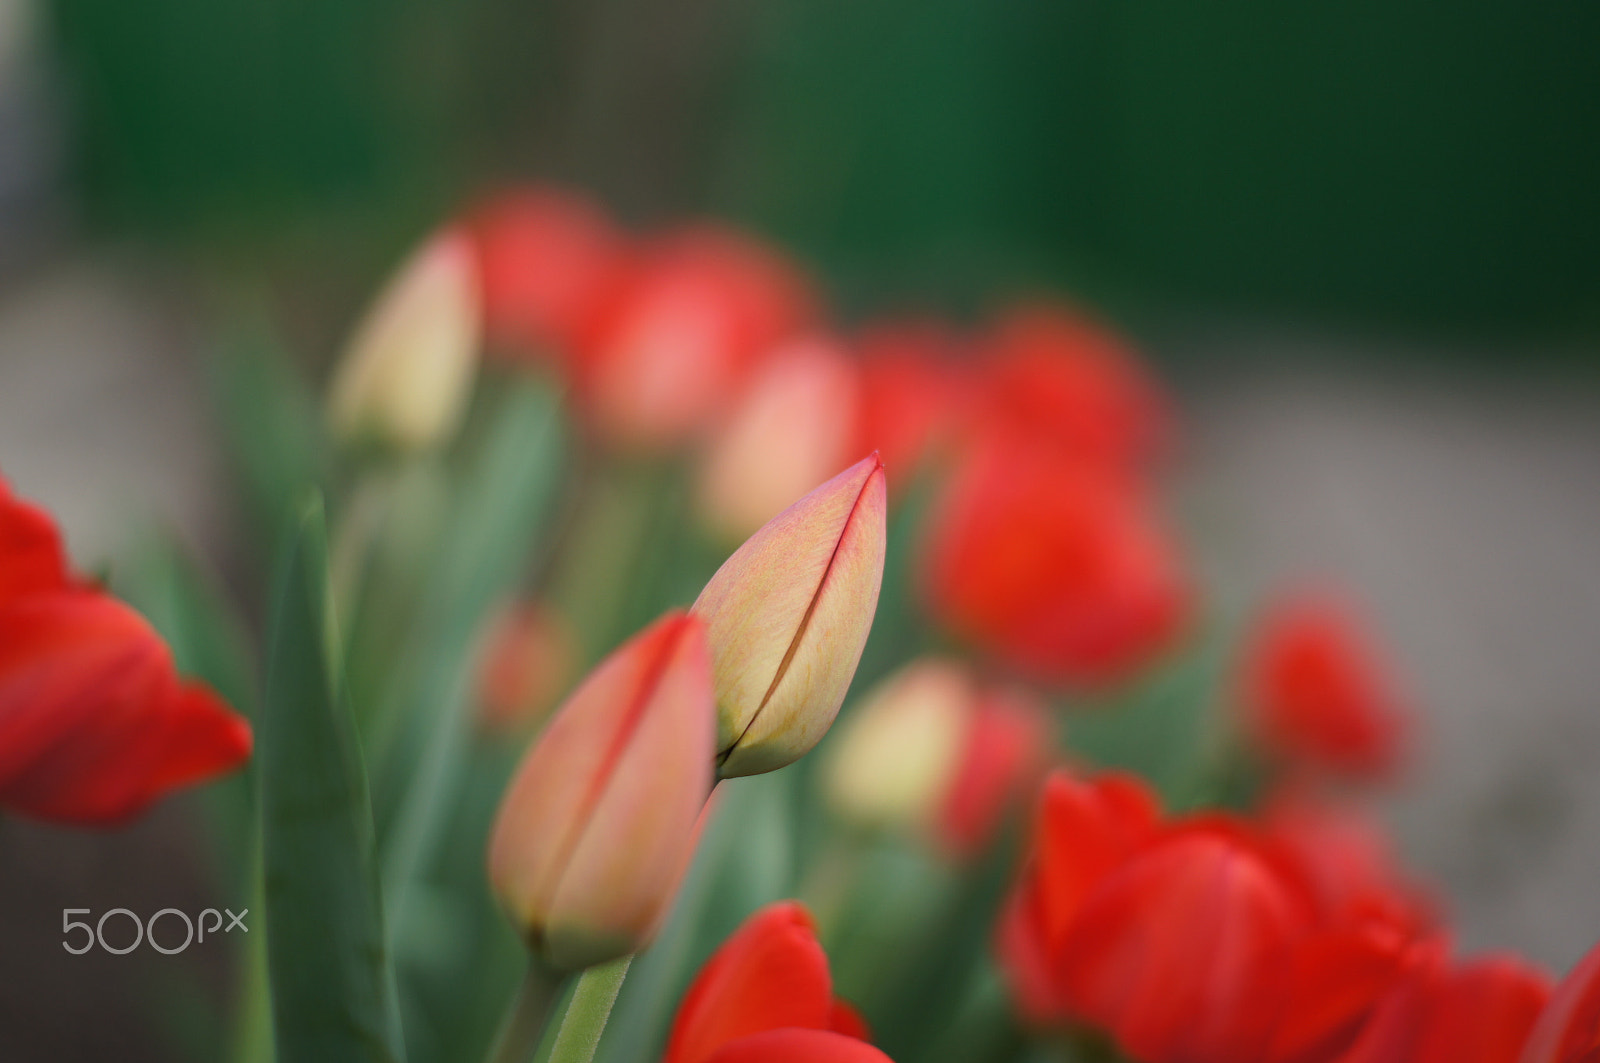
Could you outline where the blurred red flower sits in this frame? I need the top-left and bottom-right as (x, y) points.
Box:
(934, 686), (1050, 859)
(578, 226), (813, 451)
(972, 303), (1172, 470)
(921, 438), (1190, 685)
(475, 599), (577, 735)
(997, 770), (1162, 1022)
(851, 319), (966, 487)
(1519, 936), (1600, 1063)
(0, 478), (252, 825)
(471, 186), (630, 364)
(1240, 594), (1408, 781)
(1054, 817), (1317, 1063)
(663, 901), (889, 1063)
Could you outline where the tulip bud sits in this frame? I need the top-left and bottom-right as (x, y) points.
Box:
(328, 228), (482, 451)
(488, 611), (715, 969)
(697, 335), (861, 541)
(475, 599), (577, 735)
(823, 659), (972, 835)
(692, 454), (887, 778)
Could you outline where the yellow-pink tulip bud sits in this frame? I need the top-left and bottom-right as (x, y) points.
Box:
(696, 335), (862, 541)
(487, 611), (715, 969)
(692, 454), (887, 778)
(823, 658), (972, 833)
(328, 227), (482, 450)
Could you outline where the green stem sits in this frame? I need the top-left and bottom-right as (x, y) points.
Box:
(485, 963), (563, 1063)
(543, 957), (634, 1063)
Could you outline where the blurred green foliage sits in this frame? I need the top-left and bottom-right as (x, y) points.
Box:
(46, 0), (1600, 331)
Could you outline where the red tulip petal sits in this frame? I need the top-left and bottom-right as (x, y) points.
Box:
(1517, 937), (1600, 1063)
(828, 1001), (870, 1041)
(702, 1029), (893, 1063)
(1415, 954), (1550, 1063)
(0, 479), (70, 605)
(663, 902), (835, 1063)
(1032, 770), (1161, 950)
(0, 591), (251, 823)
(1061, 821), (1313, 1063)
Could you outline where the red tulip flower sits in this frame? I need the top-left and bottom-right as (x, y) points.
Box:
(579, 226), (813, 451)
(973, 303), (1172, 470)
(1055, 818), (1316, 1063)
(663, 901), (889, 1063)
(997, 770), (1162, 1022)
(921, 438), (1190, 685)
(1519, 937), (1600, 1063)
(471, 186), (630, 363)
(1240, 593), (1408, 781)
(0, 478), (252, 825)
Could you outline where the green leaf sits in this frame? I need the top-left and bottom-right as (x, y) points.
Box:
(209, 317), (326, 544)
(373, 382), (565, 943)
(260, 496), (405, 1063)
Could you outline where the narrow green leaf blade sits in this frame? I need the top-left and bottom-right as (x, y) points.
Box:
(261, 497), (405, 1063)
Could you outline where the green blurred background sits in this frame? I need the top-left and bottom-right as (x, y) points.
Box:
(40, 0), (1600, 335)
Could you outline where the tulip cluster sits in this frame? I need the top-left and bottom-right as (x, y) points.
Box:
(997, 765), (1600, 1063)
(9, 177), (1600, 1063)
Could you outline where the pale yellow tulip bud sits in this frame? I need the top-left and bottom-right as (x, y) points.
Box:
(823, 658), (972, 833)
(692, 453), (887, 778)
(328, 228), (481, 450)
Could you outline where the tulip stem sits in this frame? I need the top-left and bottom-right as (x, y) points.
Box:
(486, 962), (564, 1063)
(542, 956), (633, 1063)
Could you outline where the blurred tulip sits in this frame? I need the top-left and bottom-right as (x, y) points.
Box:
(1056, 818), (1316, 1063)
(935, 686), (1050, 857)
(1266, 918), (1435, 1063)
(475, 599), (577, 735)
(1262, 791), (1438, 934)
(974, 303), (1171, 469)
(1519, 936), (1600, 1063)
(698, 335), (862, 540)
(997, 769), (1162, 1022)
(328, 227), (482, 451)
(823, 658), (1048, 857)
(471, 186), (629, 363)
(487, 611), (715, 969)
(0, 478), (252, 824)
(921, 438), (1189, 685)
(580, 226), (813, 450)
(663, 901), (886, 1063)
(852, 320), (964, 484)
(823, 658), (973, 837)
(1414, 954), (1551, 1063)
(1240, 593), (1408, 781)
(693, 454), (887, 778)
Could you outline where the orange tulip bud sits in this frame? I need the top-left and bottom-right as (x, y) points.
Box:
(693, 455), (887, 778)
(328, 228), (482, 450)
(488, 611), (715, 968)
